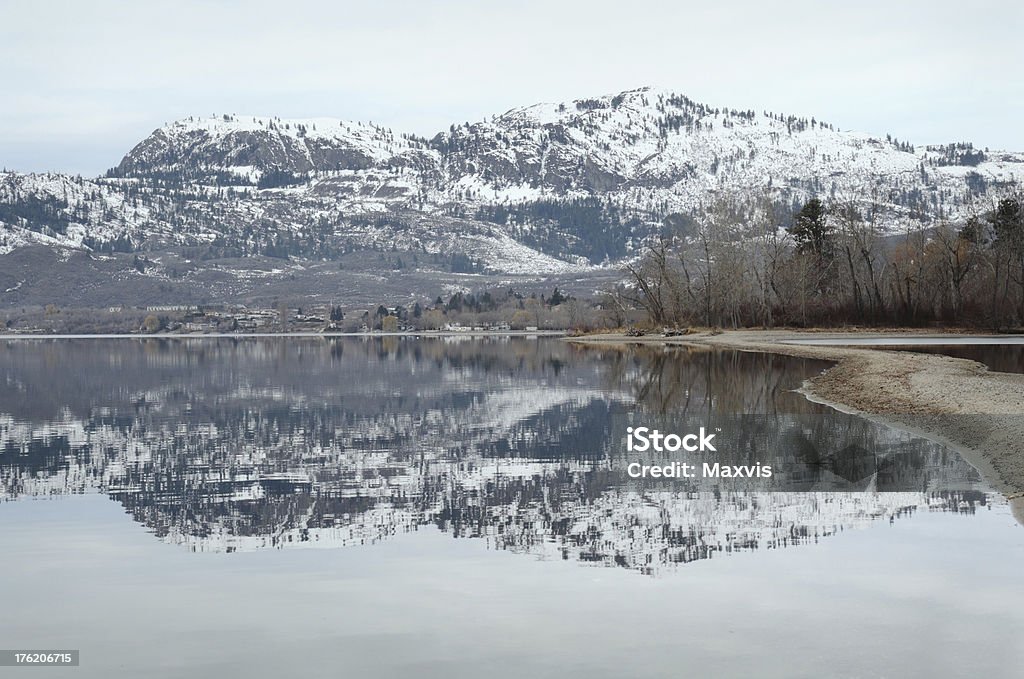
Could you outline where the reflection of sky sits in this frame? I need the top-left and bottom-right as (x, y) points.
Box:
(2, 494), (1023, 679)
(3, 339), (1024, 675)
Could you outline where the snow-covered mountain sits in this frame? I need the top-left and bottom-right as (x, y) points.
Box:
(2, 86), (1022, 306)
(115, 115), (436, 177)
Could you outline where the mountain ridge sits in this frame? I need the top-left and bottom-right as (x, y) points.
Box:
(2, 85), (1022, 308)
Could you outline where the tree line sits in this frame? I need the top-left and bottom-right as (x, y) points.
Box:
(623, 194), (1024, 329)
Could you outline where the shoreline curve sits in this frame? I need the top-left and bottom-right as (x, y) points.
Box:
(568, 330), (1024, 525)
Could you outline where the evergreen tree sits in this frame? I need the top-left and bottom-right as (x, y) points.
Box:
(989, 197), (1024, 321)
(991, 198), (1023, 250)
(789, 198), (832, 259)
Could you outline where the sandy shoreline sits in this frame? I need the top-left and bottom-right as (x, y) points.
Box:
(569, 330), (1024, 524)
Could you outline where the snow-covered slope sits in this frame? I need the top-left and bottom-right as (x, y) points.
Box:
(434, 86), (1023, 223)
(2, 86), (1022, 291)
(116, 114), (438, 179)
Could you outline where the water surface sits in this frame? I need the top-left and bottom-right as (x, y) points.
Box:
(1, 338), (1021, 678)
(784, 333), (1024, 373)
(881, 344), (1024, 374)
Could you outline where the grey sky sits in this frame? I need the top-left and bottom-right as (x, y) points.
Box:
(2, 0), (1021, 176)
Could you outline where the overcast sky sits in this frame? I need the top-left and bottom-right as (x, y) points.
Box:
(2, 0), (1021, 176)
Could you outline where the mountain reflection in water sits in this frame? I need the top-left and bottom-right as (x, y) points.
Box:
(0, 337), (992, 574)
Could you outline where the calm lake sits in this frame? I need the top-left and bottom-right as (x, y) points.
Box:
(884, 344), (1024, 375)
(785, 335), (1024, 375)
(2, 337), (1022, 678)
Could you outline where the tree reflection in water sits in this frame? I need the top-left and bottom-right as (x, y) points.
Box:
(0, 337), (992, 573)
